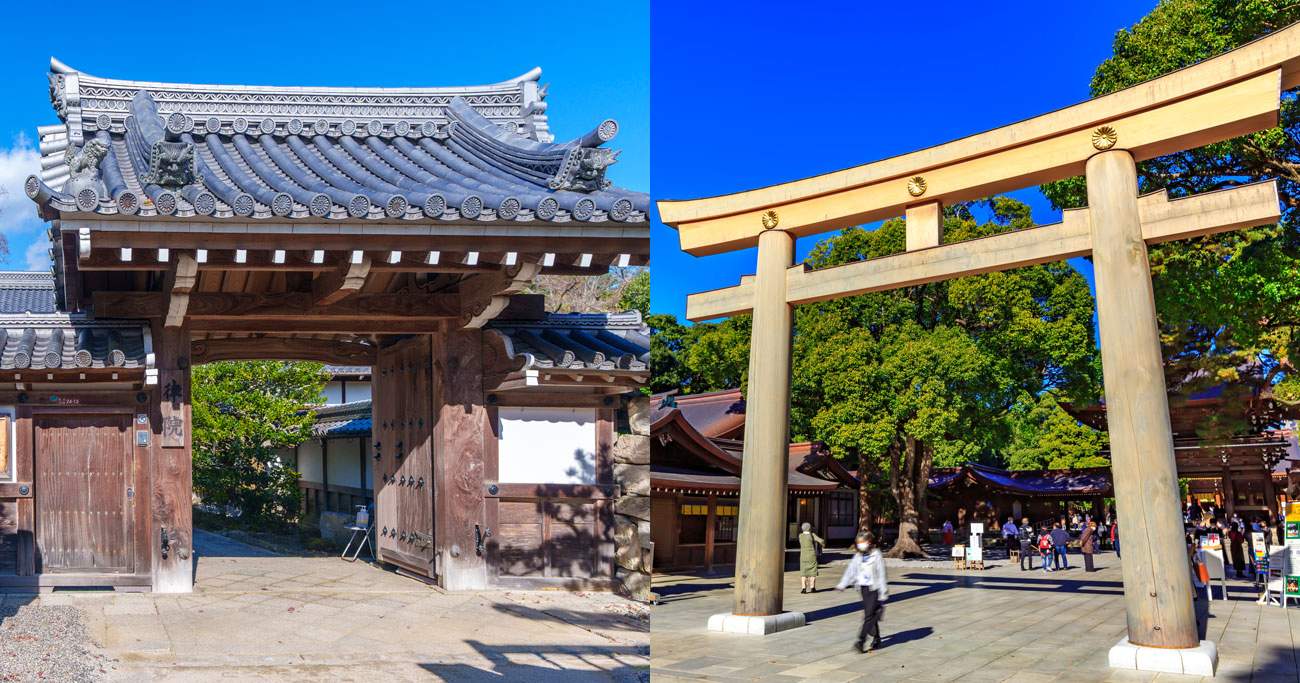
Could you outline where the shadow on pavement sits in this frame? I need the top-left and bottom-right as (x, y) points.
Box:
(490, 603), (647, 633)
(881, 626), (934, 647)
(418, 640), (648, 681)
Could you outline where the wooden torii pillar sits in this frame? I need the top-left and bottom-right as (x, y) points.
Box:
(659, 23), (1300, 672)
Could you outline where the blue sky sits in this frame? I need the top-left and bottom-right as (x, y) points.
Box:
(0, 0), (648, 272)
(650, 1), (1159, 320)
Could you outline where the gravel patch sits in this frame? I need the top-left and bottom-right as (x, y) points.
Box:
(0, 601), (110, 682)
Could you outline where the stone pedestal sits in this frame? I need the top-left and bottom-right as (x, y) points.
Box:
(1108, 638), (1217, 676)
(706, 611), (805, 635)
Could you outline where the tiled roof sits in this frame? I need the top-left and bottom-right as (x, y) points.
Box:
(487, 310), (648, 371)
(28, 59), (647, 225)
(0, 272), (57, 314)
(0, 273), (149, 371)
(311, 400), (372, 437)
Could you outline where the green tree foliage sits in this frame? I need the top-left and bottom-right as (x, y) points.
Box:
(618, 268), (650, 317)
(648, 313), (751, 395)
(191, 361), (331, 523)
(791, 199), (1101, 555)
(1004, 391), (1110, 470)
(1042, 0), (1300, 401)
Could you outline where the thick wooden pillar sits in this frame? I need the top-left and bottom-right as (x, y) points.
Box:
(734, 227), (795, 616)
(152, 323), (193, 593)
(433, 327), (490, 590)
(1222, 467), (1236, 520)
(1263, 473), (1278, 519)
(1087, 150), (1196, 649)
(704, 493), (717, 571)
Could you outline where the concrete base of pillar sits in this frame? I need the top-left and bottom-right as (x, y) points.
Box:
(1108, 637), (1217, 676)
(707, 611), (805, 635)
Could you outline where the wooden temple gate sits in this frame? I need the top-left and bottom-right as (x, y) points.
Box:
(11, 59), (649, 593)
(659, 23), (1300, 672)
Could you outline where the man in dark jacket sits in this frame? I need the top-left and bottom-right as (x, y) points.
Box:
(1050, 522), (1071, 570)
(1017, 517), (1035, 570)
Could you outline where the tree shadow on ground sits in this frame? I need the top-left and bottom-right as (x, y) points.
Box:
(1218, 642), (1299, 681)
(490, 602), (647, 633)
(804, 571), (1262, 626)
(653, 580), (733, 600)
(418, 640), (648, 681)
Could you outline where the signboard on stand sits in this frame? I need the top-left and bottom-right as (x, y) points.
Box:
(1286, 504), (1300, 599)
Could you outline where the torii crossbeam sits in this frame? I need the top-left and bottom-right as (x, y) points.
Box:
(658, 22), (1300, 675)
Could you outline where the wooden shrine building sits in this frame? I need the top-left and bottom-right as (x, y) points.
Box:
(9, 58), (649, 593)
(927, 463), (1114, 531)
(650, 390), (858, 571)
(1067, 381), (1299, 521)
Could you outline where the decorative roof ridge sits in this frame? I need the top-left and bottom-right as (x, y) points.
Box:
(51, 57), (541, 95)
(0, 314), (145, 327)
(489, 309), (646, 329)
(312, 399), (372, 419)
(45, 56), (554, 154)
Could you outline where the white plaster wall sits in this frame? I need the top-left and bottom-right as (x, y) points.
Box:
(361, 439), (372, 489)
(321, 382), (344, 405)
(327, 438), (363, 488)
(497, 407), (597, 484)
(345, 381), (372, 402)
(297, 439), (324, 483)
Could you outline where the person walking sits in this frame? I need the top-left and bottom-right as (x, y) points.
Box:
(1080, 520), (1098, 572)
(1037, 525), (1054, 573)
(1002, 517), (1019, 560)
(1018, 517), (1034, 571)
(1050, 521), (1071, 570)
(942, 519), (954, 546)
(836, 531), (888, 653)
(1111, 519), (1120, 559)
(1227, 522), (1247, 578)
(798, 522), (825, 593)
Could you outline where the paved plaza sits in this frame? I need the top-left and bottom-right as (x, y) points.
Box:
(27, 529), (648, 681)
(650, 550), (1299, 682)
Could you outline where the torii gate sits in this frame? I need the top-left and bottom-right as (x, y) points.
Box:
(658, 24), (1300, 675)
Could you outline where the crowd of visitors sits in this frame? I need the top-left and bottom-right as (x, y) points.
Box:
(1183, 500), (1284, 581)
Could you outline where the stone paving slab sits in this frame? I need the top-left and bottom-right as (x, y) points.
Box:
(35, 529), (647, 681)
(650, 552), (1298, 682)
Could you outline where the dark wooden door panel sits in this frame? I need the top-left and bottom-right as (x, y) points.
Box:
(35, 414), (133, 573)
(373, 337), (436, 573)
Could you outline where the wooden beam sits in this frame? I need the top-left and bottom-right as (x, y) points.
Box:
(312, 254), (371, 306)
(185, 319), (447, 334)
(685, 181), (1280, 320)
(93, 291), (461, 321)
(661, 37), (1295, 254)
(76, 230), (650, 259)
(191, 337), (377, 365)
(163, 252), (197, 329)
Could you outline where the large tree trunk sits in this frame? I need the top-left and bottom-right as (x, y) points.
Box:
(856, 449), (873, 536)
(886, 436), (928, 558)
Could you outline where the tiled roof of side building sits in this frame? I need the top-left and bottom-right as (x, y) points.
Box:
(0, 272), (150, 370)
(487, 310), (648, 371)
(28, 59), (647, 225)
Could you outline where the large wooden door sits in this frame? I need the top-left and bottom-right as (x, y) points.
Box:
(372, 337), (436, 576)
(34, 414), (135, 573)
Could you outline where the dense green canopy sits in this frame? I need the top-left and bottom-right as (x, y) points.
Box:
(1042, 0), (1300, 406)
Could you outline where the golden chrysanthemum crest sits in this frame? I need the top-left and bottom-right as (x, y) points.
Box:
(761, 210), (780, 230)
(1092, 126), (1118, 151)
(906, 176), (927, 197)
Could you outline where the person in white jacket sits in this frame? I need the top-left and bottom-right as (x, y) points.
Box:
(836, 531), (888, 652)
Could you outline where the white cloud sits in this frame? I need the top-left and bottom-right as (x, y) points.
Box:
(24, 240), (48, 271)
(0, 135), (51, 270)
(0, 134), (41, 221)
